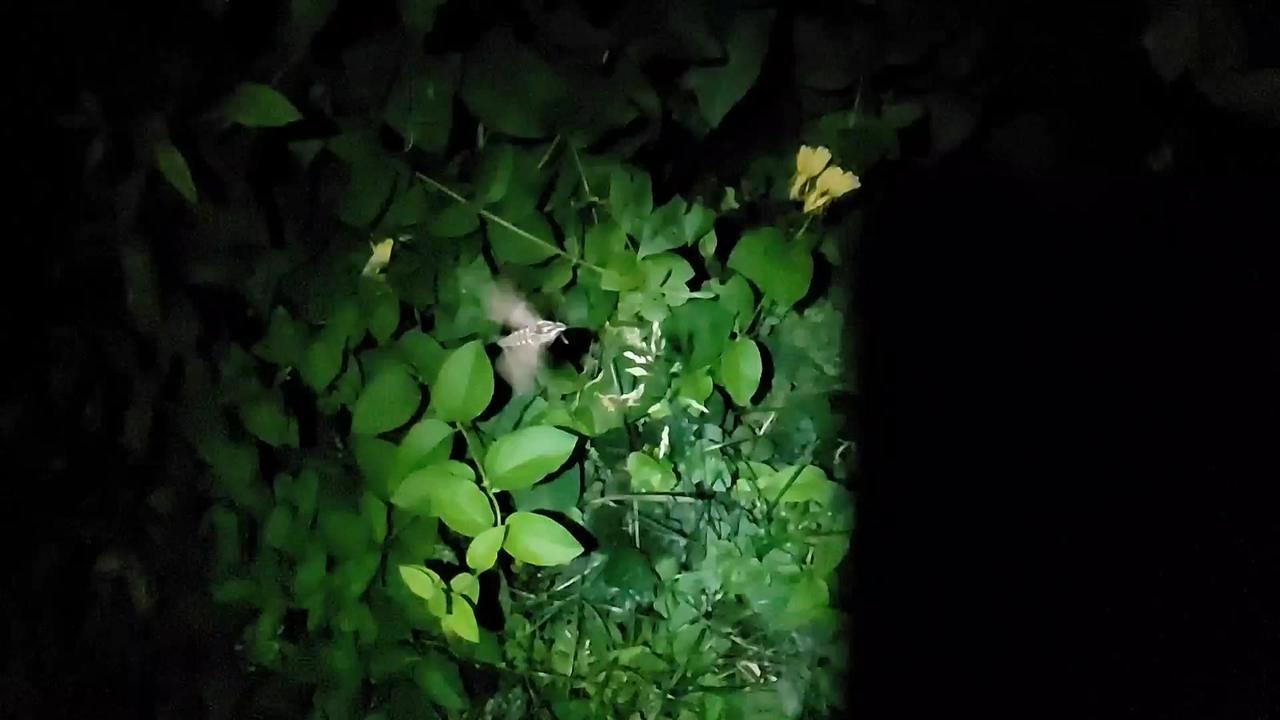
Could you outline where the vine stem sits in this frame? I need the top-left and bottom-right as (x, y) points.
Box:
(458, 423), (502, 525)
(415, 172), (607, 274)
(585, 492), (702, 507)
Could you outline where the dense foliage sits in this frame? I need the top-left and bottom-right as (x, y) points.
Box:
(56, 1), (920, 718)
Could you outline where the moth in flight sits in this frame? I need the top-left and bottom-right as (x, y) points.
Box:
(485, 281), (567, 395)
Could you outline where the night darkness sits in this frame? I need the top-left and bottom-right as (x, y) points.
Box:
(9, 0), (1280, 719)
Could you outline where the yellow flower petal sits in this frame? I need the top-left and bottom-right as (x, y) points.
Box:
(795, 145), (832, 180)
(815, 167), (860, 198)
(362, 238), (395, 276)
(802, 189), (832, 215)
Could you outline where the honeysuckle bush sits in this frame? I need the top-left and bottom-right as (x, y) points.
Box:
(162, 2), (922, 719)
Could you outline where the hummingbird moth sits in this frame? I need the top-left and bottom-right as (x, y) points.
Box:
(485, 281), (567, 395)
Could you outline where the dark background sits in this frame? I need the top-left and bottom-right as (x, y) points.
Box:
(9, 0), (1280, 718)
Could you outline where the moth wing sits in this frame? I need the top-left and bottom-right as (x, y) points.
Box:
(497, 344), (542, 396)
(486, 280), (541, 329)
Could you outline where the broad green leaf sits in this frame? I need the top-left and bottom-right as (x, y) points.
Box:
(153, 142), (197, 204)
(394, 418), (453, 480)
(351, 364), (421, 435)
(473, 144), (515, 204)
(252, 307), (306, 367)
(320, 509), (371, 559)
(626, 452), (677, 493)
(399, 564), (444, 601)
(466, 525), (505, 572)
(341, 158), (402, 228)
(685, 11), (775, 128)
(391, 460), (463, 516)
(443, 597), (480, 642)
(503, 511), (584, 566)
(675, 366), (714, 404)
(715, 274), (756, 331)
(602, 546), (658, 600)
(353, 436), (397, 498)
(222, 83), (303, 127)
(637, 199), (715, 259)
(665, 300), (733, 370)
(484, 425), (578, 491)
(608, 167), (653, 236)
(509, 465), (580, 513)
(727, 227), (813, 309)
(486, 211), (558, 266)
(397, 330), (445, 385)
(414, 652), (469, 710)
(300, 334), (345, 392)
(425, 199), (480, 238)
(449, 572), (480, 604)
(761, 465), (844, 505)
(719, 338), (762, 405)
(238, 393), (299, 448)
(264, 504), (293, 549)
(460, 28), (570, 139)
(402, 461), (494, 537)
(335, 552), (381, 599)
(584, 219), (627, 267)
(385, 55), (458, 153)
(361, 492), (387, 544)
(294, 546), (327, 599)
(431, 341), (493, 422)
(359, 278), (400, 345)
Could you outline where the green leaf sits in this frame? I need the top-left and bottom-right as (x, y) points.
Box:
(766, 465), (844, 506)
(264, 504), (293, 549)
(397, 330), (445, 385)
(676, 366), (714, 404)
(394, 418), (453, 480)
(238, 393), (299, 448)
(665, 300), (733, 370)
(320, 509), (371, 559)
(473, 144), (515, 204)
(353, 436), (397, 498)
(626, 452), (677, 492)
(385, 55), (458, 153)
(715, 274), (756, 331)
(486, 211), (558, 266)
(153, 142), (197, 204)
(484, 425), (578, 491)
(432, 341), (493, 422)
(602, 546), (658, 601)
(399, 461), (494, 537)
(414, 652), (469, 710)
(727, 227), (813, 309)
(584, 219), (628, 267)
(502, 511), (584, 566)
(391, 460), (458, 516)
(362, 492), (387, 544)
(222, 83), (303, 127)
(300, 333), (345, 392)
(719, 338), (762, 406)
(466, 525), (505, 572)
(443, 597), (480, 642)
(509, 465), (580, 514)
(637, 199), (715, 259)
(359, 278), (400, 345)
(399, 564), (444, 601)
(608, 167), (653, 237)
(252, 307), (306, 367)
(460, 28), (570, 139)
(449, 572), (480, 604)
(351, 364), (421, 435)
(684, 11), (775, 128)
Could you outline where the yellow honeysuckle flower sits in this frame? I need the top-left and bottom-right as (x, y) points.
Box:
(362, 237), (395, 277)
(790, 145), (832, 200)
(802, 166), (861, 215)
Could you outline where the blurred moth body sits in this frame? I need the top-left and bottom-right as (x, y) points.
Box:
(486, 281), (567, 394)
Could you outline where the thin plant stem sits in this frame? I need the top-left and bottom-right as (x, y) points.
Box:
(416, 172), (607, 274)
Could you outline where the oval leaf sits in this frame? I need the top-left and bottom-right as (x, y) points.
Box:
(719, 337), (762, 406)
(626, 452), (677, 493)
(466, 525), (506, 572)
(394, 419), (454, 481)
(154, 142), (197, 204)
(222, 82), (303, 127)
(484, 425), (578, 491)
(352, 365), (421, 435)
(443, 597), (480, 642)
(503, 511), (584, 566)
(414, 652), (469, 710)
(418, 461), (494, 537)
(398, 564), (443, 601)
(727, 227), (814, 309)
(432, 341), (493, 422)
